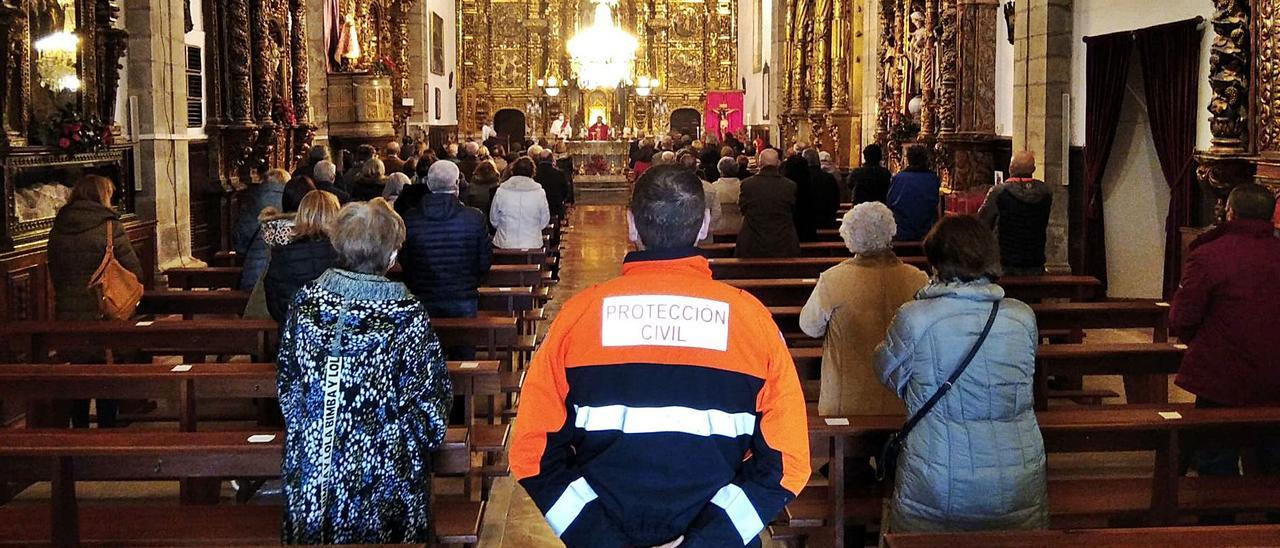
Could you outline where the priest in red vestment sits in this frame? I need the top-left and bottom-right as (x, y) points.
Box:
(588, 116), (610, 141)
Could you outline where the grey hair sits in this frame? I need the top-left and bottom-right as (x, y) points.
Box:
(360, 158), (385, 179)
(426, 160), (461, 193)
(717, 156), (738, 177)
(463, 141), (480, 155)
(384, 172), (411, 201)
(313, 160), (337, 183)
(332, 198), (405, 275)
(839, 202), (897, 255)
(527, 144), (545, 158)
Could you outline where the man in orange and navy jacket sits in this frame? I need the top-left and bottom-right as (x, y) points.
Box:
(511, 165), (810, 547)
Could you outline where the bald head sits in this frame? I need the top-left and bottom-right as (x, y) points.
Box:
(758, 148), (781, 168)
(1010, 151), (1037, 178)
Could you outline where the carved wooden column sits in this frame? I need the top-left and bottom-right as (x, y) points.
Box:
(291, 0), (309, 123)
(0, 1), (29, 146)
(226, 0), (254, 124)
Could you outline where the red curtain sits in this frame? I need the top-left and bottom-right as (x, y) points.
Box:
(1080, 32), (1133, 288)
(1136, 19), (1202, 299)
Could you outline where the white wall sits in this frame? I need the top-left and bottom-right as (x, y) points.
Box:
(424, 0), (457, 126)
(1071, 0), (1210, 298)
(994, 8), (1012, 137)
(737, 0), (771, 126)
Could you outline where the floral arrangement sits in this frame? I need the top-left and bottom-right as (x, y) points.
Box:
(40, 103), (110, 154)
(371, 55), (400, 78)
(889, 115), (921, 143)
(272, 98), (298, 127)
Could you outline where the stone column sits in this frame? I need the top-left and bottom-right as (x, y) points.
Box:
(304, 0), (329, 145)
(126, 0), (201, 270)
(1012, 0), (1071, 272)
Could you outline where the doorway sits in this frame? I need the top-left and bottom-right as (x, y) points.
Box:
(493, 109), (527, 150)
(670, 109), (702, 140)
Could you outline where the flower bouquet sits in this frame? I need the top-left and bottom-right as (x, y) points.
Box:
(39, 104), (110, 154)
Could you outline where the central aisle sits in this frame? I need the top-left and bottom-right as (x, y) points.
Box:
(480, 192), (631, 547)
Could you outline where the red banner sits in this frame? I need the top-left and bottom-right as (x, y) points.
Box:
(705, 91), (745, 142)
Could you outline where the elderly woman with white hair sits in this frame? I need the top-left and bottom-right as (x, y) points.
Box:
(801, 202), (929, 418)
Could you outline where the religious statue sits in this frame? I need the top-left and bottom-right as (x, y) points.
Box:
(550, 114), (572, 140)
(334, 14), (361, 70)
(907, 10), (929, 95)
(714, 103), (739, 140)
(588, 116), (610, 141)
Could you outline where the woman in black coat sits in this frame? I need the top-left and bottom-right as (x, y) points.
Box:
(264, 190), (340, 322)
(48, 175), (144, 427)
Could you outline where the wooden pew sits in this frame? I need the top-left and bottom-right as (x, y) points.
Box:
(141, 286), (546, 320)
(699, 240), (924, 259)
(0, 319), (278, 364)
(883, 525), (1280, 548)
(709, 256), (929, 279)
(712, 229), (848, 244)
(492, 247), (549, 266)
(802, 406), (1280, 547)
(1036, 343), (1186, 409)
(0, 361), (501, 430)
(164, 263), (547, 292)
(770, 301), (1171, 343)
(164, 266), (241, 290)
(0, 430), (480, 546)
(727, 275), (1101, 307)
(0, 430), (283, 545)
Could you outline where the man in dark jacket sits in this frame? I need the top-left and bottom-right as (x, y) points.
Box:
(312, 160), (351, 204)
(535, 150), (571, 219)
(1171, 183), (1280, 491)
(782, 152), (817, 241)
(886, 145), (941, 241)
(803, 148), (841, 230)
(340, 144), (376, 193)
(736, 149), (801, 258)
(457, 142), (481, 183)
(700, 136), (722, 183)
(398, 161), (492, 319)
(977, 151), (1053, 275)
(847, 144), (892, 205)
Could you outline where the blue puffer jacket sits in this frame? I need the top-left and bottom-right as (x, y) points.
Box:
(874, 280), (1048, 533)
(231, 181), (284, 255)
(399, 193), (492, 313)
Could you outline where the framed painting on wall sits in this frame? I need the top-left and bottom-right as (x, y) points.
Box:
(431, 13), (445, 76)
(435, 88), (442, 120)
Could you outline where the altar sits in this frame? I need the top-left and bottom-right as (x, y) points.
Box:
(564, 140), (629, 190)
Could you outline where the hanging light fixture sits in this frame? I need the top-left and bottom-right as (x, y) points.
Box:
(34, 0), (81, 92)
(567, 0), (637, 89)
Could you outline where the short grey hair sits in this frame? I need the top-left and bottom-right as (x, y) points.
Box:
(717, 156), (738, 177)
(426, 160), (461, 193)
(384, 172), (411, 201)
(313, 160), (337, 183)
(332, 198), (405, 275)
(360, 158), (385, 179)
(463, 141), (480, 156)
(839, 202), (897, 255)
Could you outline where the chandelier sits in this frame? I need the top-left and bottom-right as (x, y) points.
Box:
(567, 0), (637, 89)
(33, 0), (81, 92)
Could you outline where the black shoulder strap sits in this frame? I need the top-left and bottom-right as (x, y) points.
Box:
(897, 300), (1001, 439)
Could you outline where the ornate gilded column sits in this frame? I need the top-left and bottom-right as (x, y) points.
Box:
(788, 0), (810, 115)
(830, 0), (851, 114)
(918, 0), (937, 137)
(811, 0), (832, 112)
(937, 0), (957, 133)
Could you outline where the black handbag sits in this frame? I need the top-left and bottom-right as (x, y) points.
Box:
(876, 300), (1001, 482)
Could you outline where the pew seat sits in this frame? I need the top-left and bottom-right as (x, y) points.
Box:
(883, 524), (1280, 548)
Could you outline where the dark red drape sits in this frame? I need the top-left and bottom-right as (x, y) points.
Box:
(1136, 18), (1202, 299)
(1080, 32), (1133, 288)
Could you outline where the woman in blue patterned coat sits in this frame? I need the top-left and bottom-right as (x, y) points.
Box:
(276, 198), (453, 544)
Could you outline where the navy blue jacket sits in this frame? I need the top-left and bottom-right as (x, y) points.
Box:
(264, 237), (338, 322)
(399, 193), (493, 309)
(886, 168), (941, 241)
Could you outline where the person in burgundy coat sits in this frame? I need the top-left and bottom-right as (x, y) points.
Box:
(1170, 183), (1280, 501)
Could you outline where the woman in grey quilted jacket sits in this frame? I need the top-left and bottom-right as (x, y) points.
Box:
(873, 215), (1048, 533)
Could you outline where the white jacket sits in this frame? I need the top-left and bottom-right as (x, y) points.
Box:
(491, 175), (551, 249)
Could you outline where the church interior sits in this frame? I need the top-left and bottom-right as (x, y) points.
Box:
(1, 0), (1279, 545)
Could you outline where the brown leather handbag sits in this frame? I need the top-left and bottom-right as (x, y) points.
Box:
(87, 221), (143, 320)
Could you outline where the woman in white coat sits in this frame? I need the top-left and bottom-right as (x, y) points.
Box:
(490, 157), (551, 249)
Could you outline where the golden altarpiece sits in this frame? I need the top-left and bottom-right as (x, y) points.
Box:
(456, 0), (737, 140)
(779, 0), (867, 166)
(872, 0), (1001, 191)
(0, 0), (152, 322)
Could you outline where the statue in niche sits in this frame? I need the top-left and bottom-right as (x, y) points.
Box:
(334, 14), (361, 70)
(907, 10), (928, 96)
